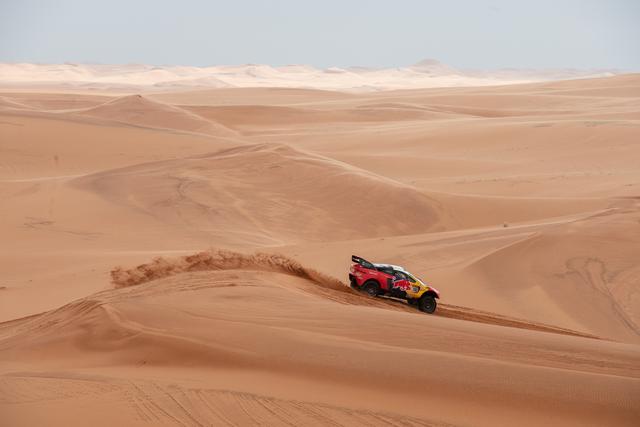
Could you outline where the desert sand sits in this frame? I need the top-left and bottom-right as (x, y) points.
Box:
(1, 71), (639, 426)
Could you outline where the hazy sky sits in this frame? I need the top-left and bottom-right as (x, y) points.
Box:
(1, 0), (639, 69)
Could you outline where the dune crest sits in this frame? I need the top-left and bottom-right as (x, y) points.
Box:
(78, 94), (237, 136)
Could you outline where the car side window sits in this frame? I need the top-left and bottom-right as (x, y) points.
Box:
(394, 271), (408, 280)
(406, 274), (417, 283)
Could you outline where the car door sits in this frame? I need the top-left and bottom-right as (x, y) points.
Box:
(392, 271), (411, 291)
(404, 273), (422, 297)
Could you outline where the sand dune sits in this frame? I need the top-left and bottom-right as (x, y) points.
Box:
(459, 206), (640, 342)
(77, 94), (237, 136)
(271, 206), (640, 343)
(72, 142), (448, 246)
(2, 262), (639, 426)
(105, 249), (605, 338)
(1, 73), (640, 426)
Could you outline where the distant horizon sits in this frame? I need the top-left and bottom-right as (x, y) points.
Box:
(1, 58), (635, 72)
(1, 60), (629, 92)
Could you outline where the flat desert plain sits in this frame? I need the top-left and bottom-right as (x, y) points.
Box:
(1, 73), (640, 426)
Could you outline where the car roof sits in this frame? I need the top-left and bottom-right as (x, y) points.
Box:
(373, 263), (406, 272)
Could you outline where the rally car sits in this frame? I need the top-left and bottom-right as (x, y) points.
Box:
(349, 255), (440, 313)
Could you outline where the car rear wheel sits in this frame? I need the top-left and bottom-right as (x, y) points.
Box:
(418, 295), (437, 313)
(362, 281), (379, 297)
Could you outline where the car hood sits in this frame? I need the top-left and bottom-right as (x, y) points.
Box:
(415, 278), (440, 297)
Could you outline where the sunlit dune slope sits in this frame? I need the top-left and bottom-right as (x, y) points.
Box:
(458, 205), (640, 343)
(0, 113), (226, 179)
(72, 142), (450, 246)
(277, 202), (640, 343)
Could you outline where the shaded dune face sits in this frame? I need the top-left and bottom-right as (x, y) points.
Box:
(73, 143), (448, 246)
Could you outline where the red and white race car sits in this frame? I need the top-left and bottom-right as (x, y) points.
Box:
(349, 255), (440, 313)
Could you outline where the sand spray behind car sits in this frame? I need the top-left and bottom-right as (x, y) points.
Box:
(111, 249), (347, 292)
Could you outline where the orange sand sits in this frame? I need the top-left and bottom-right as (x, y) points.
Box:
(1, 74), (639, 426)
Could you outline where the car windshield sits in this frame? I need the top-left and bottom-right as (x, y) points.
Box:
(406, 273), (422, 283)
